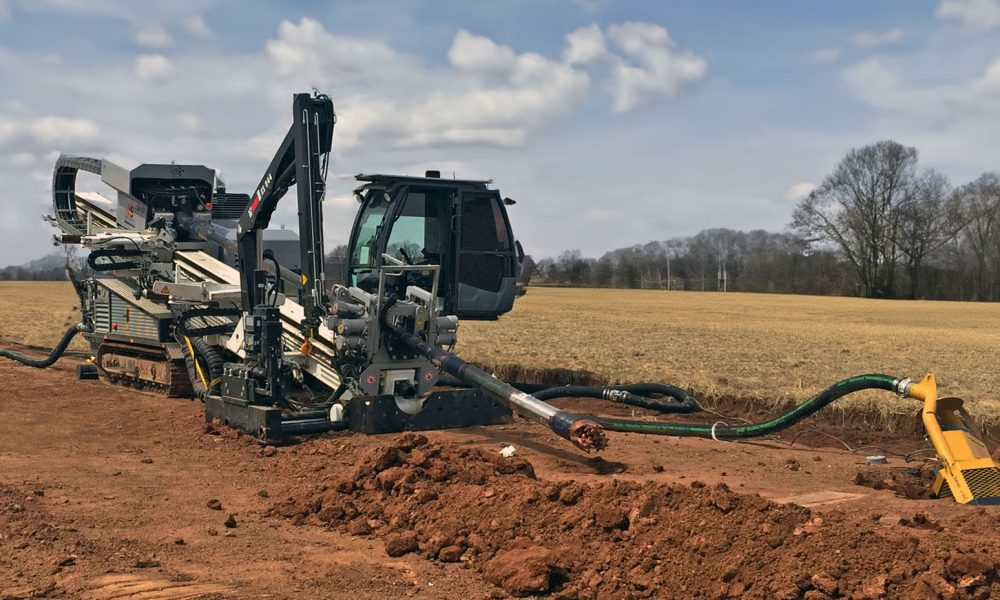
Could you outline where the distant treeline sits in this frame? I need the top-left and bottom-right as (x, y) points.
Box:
(0, 266), (70, 281)
(535, 140), (1000, 301)
(0, 250), (86, 281)
(10, 139), (1000, 302)
(533, 231), (847, 295)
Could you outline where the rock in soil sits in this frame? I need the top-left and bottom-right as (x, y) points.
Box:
(485, 546), (560, 596)
(854, 466), (936, 500)
(383, 531), (419, 557)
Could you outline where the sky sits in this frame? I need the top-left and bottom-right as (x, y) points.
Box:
(1, 0), (1000, 265)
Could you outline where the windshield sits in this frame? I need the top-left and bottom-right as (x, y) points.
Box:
(350, 190), (389, 268)
(385, 188), (449, 264)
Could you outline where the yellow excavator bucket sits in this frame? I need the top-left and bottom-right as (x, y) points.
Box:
(907, 374), (1000, 505)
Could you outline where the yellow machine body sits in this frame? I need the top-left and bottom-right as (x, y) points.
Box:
(908, 374), (1000, 505)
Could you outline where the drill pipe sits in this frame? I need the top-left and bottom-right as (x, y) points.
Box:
(389, 327), (607, 452)
(178, 214), (301, 288)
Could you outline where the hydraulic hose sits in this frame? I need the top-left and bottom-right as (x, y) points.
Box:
(181, 334), (225, 398)
(0, 323), (83, 368)
(388, 325), (908, 450)
(577, 374), (906, 439)
(438, 374), (699, 414)
(519, 383), (699, 414)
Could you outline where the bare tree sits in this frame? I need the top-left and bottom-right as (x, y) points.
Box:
(951, 174), (1000, 300)
(324, 244), (350, 286)
(896, 169), (959, 299)
(792, 140), (918, 298)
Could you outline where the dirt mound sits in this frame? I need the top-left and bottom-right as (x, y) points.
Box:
(272, 433), (1000, 599)
(854, 466), (937, 500)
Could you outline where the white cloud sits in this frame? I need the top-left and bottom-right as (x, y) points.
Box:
(0, 16), (708, 265)
(783, 182), (816, 203)
(0, 115), (97, 146)
(563, 25), (606, 64)
(448, 29), (518, 72)
(841, 54), (1000, 173)
(850, 27), (904, 48)
(186, 15), (211, 38)
(134, 24), (173, 48)
(0, 0), (9, 22)
(605, 22), (707, 112)
(266, 19), (591, 149)
(265, 17), (403, 77)
(936, 0), (1000, 30)
(27, 115), (98, 142)
(134, 53), (174, 81)
(810, 47), (843, 63)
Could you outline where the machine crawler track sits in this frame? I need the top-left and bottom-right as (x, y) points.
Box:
(96, 341), (193, 397)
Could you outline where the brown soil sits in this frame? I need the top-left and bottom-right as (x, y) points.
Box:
(272, 433), (1000, 599)
(3, 343), (1000, 599)
(854, 466), (939, 500)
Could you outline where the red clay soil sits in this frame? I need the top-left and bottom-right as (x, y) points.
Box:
(854, 466), (939, 500)
(271, 433), (1000, 599)
(4, 346), (1000, 599)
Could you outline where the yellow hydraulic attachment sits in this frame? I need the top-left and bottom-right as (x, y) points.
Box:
(906, 373), (1000, 505)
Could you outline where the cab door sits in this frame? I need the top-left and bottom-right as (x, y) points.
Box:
(454, 191), (517, 319)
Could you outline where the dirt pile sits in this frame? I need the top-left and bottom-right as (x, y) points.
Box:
(854, 466), (937, 500)
(272, 434), (1000, 599)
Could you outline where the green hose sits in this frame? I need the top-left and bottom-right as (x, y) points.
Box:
(552, 374), (903, 439)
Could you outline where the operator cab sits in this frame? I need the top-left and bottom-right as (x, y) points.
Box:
(347, 172), (523, 320)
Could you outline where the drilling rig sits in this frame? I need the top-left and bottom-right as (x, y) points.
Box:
(6, 91), (1000, 503)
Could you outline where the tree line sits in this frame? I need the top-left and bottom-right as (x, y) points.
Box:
(533, 140), (1000, 301)
(8, 139), (1000, 302)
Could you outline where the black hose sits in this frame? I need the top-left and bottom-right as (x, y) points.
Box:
(568, 374), (902, 439)
(438, 373), (700, 414)
(0, 324), (82, 368)
(519, 383), (699, 414)
(182, 351), (207, 398)
(440, 370), (902, 439)
(190, 336), (224, 394)
(179, 333), (225, 398)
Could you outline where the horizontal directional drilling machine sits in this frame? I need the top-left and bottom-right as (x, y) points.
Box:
(5, 91), (1000, 505)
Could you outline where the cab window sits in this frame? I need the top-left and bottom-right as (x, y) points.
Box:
(350, 192), (389, 267)
(384, 188), (449, 265)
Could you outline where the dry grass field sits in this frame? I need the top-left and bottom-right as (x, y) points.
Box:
(459, 287), (1000, 430)
(0, 281), (88, 350)
(4, 281), (1000, 429)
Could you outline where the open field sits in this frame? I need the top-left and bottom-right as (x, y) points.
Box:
(5, 281), (1000, 429)
(0, 282), (89, 351)
(463, 288), (1000, 430)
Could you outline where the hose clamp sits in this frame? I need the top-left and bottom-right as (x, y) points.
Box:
(894, 377), (913, 398)
(711, 421), (728, 442)
(604, 389), (627, 403)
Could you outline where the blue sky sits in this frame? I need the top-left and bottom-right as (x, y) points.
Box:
(1, 0), (999, 265)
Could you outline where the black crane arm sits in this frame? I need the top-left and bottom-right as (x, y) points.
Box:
(235, 92), (335, 332)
